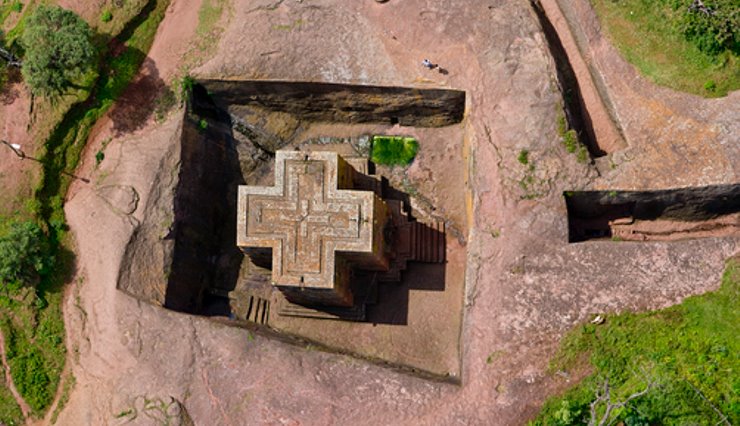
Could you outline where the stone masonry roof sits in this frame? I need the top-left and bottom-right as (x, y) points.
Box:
(237, 151), (381, 295)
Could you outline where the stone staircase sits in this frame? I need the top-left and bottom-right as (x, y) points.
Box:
(378, 200), (446, 282)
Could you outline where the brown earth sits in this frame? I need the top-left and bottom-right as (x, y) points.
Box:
(0, 75), (36, 215)
(8, 0), (733, 425)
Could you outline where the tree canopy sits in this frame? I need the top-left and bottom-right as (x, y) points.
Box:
(0, 220), (53, 293)
(20, 5), (95, 97)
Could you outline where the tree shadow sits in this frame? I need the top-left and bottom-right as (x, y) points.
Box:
(107, 56), (173, 136)
(0, 67), (23, 105)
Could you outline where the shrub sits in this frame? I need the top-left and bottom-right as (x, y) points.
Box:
(11, 2), (23, 13)
(371, 136), (419, 166)
(100, 10), (113, 23)
(0, 220), (53, 293)
(95, 150), (104, 166)
(518, 149), (530, 165)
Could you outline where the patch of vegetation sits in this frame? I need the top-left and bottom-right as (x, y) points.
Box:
(371, 136), (419, 166)
(531, 258), (740, 425)
(100, 10), (112, 23)
(95, 150), (105, 166)
(591, 0), (740, 97)
(0, 1), (23, 27)
(562, 130), (578, 153)
(556, 108), (590, 163)
(0, 219), (53, 294)
(516, 149), (548, 200)
(518, 149), (530, 165)
(1, 275), (67, 417)
(49, 373), (74, 424)
(0, 382), (23, 426)
(575, 144), (589, 164)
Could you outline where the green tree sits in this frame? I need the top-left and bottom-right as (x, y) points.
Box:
(20, 5), (95, 97)
(0, 220), (53, 293)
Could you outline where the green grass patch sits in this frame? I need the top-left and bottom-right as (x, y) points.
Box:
(100, 10), (112, 23)
(590, 0), (740, 97)
(0, 1), (24, 28)
(0, 382), (23, 426)
(2, 0), (34, 48)
(49, 373), (74, 424)
(562, 130), (578, 154)
(197, 0), (225, 38)
(371, 136), (419, 166)
(531, 259), (740, 425)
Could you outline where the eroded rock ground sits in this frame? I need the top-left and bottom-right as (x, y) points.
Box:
(57, 0), (738, 425)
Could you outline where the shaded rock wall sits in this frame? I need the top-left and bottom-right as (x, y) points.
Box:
(197, 79), (466, 127)
(117, 114), (244, 313)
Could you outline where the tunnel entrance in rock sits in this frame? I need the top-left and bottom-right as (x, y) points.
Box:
(565, 184), (740, 242)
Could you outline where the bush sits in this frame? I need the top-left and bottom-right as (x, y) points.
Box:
(11, 2), (23, 13)
(20, 5), (96, 97)
(676, 0), (739, 56)
(371, 136), (419, 166)
(518, 149), (530, 165)
(100, 10), (113, 23)
(0, 220), (53, 293)
(95, 150), (104, 166)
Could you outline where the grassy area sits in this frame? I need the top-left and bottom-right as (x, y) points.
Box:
(49, 373), (74, 424)
(0, 0), (171, 419)
(0, 382), (23, 426)
(590, 0), (739, 97)
(531, 259), (740, 425)
(0, 0), (25, 29)
(197, 0), (226, 38)
(371, 136), (419, 166)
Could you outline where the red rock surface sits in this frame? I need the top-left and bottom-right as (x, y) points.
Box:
(52, 0), (738, 425)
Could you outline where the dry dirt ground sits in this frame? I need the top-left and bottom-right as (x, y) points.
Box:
(11, 0), (732, 424)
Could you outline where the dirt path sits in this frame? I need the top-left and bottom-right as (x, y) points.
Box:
(0, 328), (32, 421)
